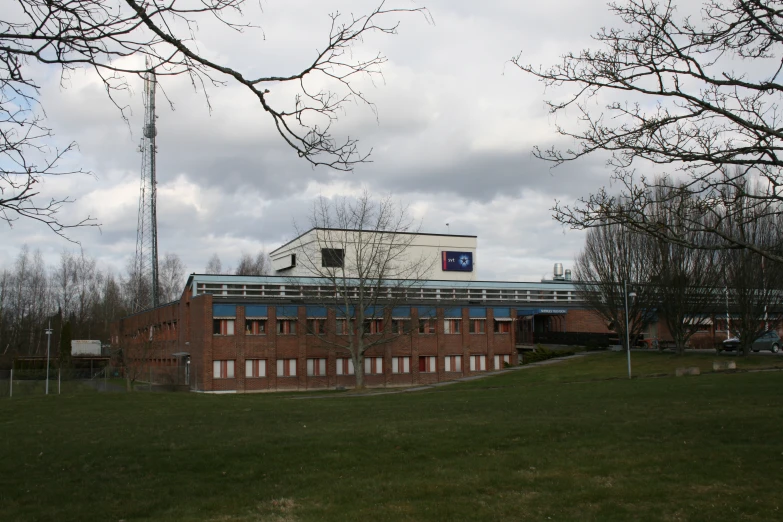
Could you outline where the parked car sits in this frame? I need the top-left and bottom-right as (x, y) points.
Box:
(720, 331), (781, 353)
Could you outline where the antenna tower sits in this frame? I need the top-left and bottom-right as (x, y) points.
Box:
(134, 59), (159, 311)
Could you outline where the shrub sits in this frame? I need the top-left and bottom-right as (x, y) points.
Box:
(689, 336), (714, 350)
(522, 346), (576, 365)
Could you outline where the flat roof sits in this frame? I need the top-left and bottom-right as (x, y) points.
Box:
(269, 227), (477, 255)
(186, 273), (577, 291)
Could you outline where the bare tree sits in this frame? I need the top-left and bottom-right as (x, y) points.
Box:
(646, 185), (723, 354)
(235, 251), (270, 276)
(158, 252), (186, 302)
(292, 192), (433, 389)
(53, 250), (76, 322)
(720, 186), (783, 355)
(514, 0), (783, 261)
(0, 268), (10, 356)
(116, 331), (155, 392)
(2, 1), (430, 237)
(0, 245), (135, 362)
(574, 223), (658, 352)
(72, 249), (100, 336)
(91, 271), (127, 343)
(122, 256), (148, 312)
(4, 246), (51, 356)
(205, 254), (223, 275)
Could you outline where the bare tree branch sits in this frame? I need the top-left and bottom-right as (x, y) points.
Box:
(288, 191), (434, 389)
(1, 0), (431, 238)
(514, 0), (783, 259)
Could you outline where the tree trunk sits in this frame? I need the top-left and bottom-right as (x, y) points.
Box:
(353, 351), (365, 390)
(674, 334), (686, 355)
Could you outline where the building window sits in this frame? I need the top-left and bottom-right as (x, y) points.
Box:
(213, 360), (235, 378)
(307, 358), (327, 376)
(392, 356), (410, 374)
(444, 319), (461, 334)
(336, 319), (349, 335)
(307, 318), (326, 335)
(419, 318), (436, 334)
(470, 355), (487, 371)
(445, 355), (462, 372)
(494, 320), (511, 334)
(213, 319), (235, 336)
(321, 248), (345, 268)
(494, 354), (511, 369)
(419, 356), (436, 373)
(245, 319), (266, 335)
(277, 319), (297, 335)
(363, 318), (384, 334)
(469, 319), (486, 334)
(277, 359), (297, 377)
(336, 358), (355, 375)
(245, 359), (267, 378)
(364, 357), (383, 375)
(392, 319), (411, 334)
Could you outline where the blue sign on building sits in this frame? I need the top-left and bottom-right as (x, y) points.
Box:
(442, 251), (473, 272)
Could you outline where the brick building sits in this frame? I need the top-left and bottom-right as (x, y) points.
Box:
(113, 268), (749, 393)
(111, 274), (603, 393)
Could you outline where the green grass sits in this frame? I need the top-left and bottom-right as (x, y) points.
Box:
(2, 352), (783, 521)
(0, 378), (96, 397)
(473, 350), (783, 388)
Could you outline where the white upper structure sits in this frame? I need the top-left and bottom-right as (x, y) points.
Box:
(270, 228), (478, 281)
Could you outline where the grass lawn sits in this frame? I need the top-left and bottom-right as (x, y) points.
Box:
(2, 352), (783, 521)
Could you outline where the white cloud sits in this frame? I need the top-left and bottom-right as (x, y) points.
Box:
(2, 0), (653, 283)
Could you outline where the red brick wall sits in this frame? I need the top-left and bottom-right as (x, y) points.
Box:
(113, 302), (521, 393)
(566, 309), (612, 333)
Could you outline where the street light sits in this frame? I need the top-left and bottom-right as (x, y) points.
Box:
(623, 280), (636, 380)
(44, 321), (53, 395)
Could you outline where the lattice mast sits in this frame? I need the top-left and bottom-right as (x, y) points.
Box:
(134, 60), (159, 311)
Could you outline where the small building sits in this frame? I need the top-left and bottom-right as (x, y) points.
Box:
(270, 228), (478, 282)
(72, 340), (102, 356)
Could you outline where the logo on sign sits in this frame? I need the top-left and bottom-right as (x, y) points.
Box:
(442, 251), (473, 272)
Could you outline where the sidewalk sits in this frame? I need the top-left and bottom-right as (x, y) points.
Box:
(289, 352), (599, 400)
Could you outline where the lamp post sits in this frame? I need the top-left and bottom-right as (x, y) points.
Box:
(623, 280), (636, 380)
(44, 321), (53, 395)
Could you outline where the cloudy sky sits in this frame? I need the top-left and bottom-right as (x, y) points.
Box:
(2, 0), (652, 282)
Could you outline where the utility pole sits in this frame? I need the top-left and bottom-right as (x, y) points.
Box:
(623, 280), (636, 380)
(725, 287), (731, 339)
(45, 321), (53, 395)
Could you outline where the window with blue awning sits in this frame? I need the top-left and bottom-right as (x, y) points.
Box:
(391, 306), (411, 318)
(245, 305), (267, 318)
(469, 307), (486, 318)
(417, 306), (437, 319)
(276, 305), (298, 318)
(306, 306), (327, 318)
(493, 308), (511, 318)
(213, 304), (236, 318)
(443, 307), (462, 318)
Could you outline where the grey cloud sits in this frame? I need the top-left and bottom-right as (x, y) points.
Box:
(3, 0), (643, 282)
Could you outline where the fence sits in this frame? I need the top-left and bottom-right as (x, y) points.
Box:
(0, 364), (197, 397)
